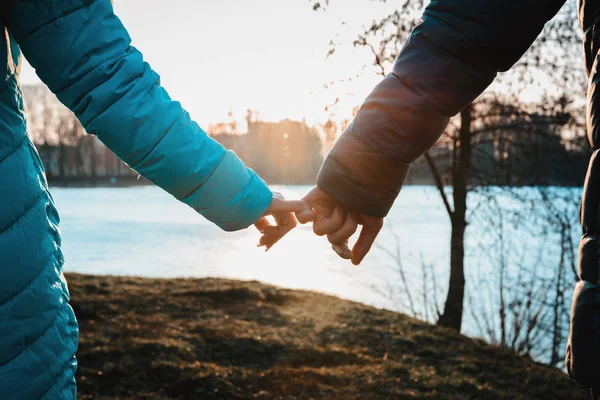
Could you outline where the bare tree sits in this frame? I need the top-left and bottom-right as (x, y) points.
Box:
(55, 112), (81, 179)
(22, 84), (138, 183)
(466, 188), (579, 364)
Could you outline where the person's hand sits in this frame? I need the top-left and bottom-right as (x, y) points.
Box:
(296, 186), (383, 265)
(254, 192), (313, 251)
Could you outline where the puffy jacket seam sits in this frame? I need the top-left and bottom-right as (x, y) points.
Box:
(215, 173), (265, 231)
(434, 12), (493, 36)
(0, 189), (45, 236)
(393, 23), (493, 118)
(0, 79), (10, 95)
(389, 71), (451, 119)
(130, 109), (185, 173)
(345, 123), (374, 153)
(0, 134), (26, 165)
(54, 47), (131, 103)
(36, 347), (76, 400)
(323, 156), (393, 203)
(182, 151), (228, 200)
(346, 123), (412, 165)
(223, 171), (257, 218)
(421, 12), (493, 76)
(0, 243), (59, 307)
(19, 3), (91, 43)
(0, 251), (62, 368)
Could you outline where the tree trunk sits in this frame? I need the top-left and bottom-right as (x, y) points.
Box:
(59, 143), (66, 181)
(438, 105), (472, 331)
(75, 138), (84, 178)
(90, 138), (97, 184)
(550, 223), (566, 366)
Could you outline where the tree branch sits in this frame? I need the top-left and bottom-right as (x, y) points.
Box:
(424, 151), (454, 218)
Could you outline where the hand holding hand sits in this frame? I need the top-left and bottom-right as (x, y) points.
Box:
(297, 186), (383, 265)
(255, 192), (313, 251)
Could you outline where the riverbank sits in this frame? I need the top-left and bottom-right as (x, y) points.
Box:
(68, 273), (588, 399)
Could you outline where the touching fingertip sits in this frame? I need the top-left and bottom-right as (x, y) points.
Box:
(296, 210), (315, 224)
(332, 244), (351, 260)
(351, 254), (364, 265)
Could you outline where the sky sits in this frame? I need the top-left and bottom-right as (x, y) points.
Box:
(19, 0), (404, 131)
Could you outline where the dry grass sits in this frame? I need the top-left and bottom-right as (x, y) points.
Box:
(67, 273), (589, 400)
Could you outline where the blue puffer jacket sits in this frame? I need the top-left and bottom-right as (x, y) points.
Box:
(0, 1), (272, 398)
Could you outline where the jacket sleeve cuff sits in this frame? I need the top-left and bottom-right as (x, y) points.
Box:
(218, 170), (273, 232)
(317, 126), (410, 218)
(182, 150), (273, 231)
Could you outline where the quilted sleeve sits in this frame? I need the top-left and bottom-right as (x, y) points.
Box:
(7, 0), (272, 231)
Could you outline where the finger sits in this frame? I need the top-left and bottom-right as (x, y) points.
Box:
(261, 225), (281, 236)
(255, 217), (275, 248)
(273, 212), (297, 237)
(295, 208), (315, 224)
(327, 214), (358, 245)
(268, 197), (312, 215)
(313, 205), (345, 236)
(302, 186), (337, 217)
(351, 219), (383, 265)
(259, 212), (298, 251)
(332, 240), (351, 260)
(259, 219), (292, 244)
(254, 217), (272, 233)
(258, 234), (280, 248)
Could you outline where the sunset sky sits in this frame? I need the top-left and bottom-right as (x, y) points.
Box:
(19, 0), (408, 131)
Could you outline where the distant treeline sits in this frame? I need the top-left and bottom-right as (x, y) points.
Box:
(30, 118), (325, 186)
(407, 131), (590, 187)
(22, 84), (590, 187)
(35, 137), (143, 186)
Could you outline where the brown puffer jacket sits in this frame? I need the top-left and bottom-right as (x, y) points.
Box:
(316, 0), (600, 392)
(565, 0), (600, 393)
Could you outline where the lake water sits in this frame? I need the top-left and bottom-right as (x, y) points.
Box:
(51, 185), (581, 345)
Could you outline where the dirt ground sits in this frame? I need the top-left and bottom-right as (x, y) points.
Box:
(66, 273), (589, 400)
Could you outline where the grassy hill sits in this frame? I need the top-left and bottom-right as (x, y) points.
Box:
(67, 273), (589, 400)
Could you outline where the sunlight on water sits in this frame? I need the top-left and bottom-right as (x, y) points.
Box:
(52, 185), (447, 307)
